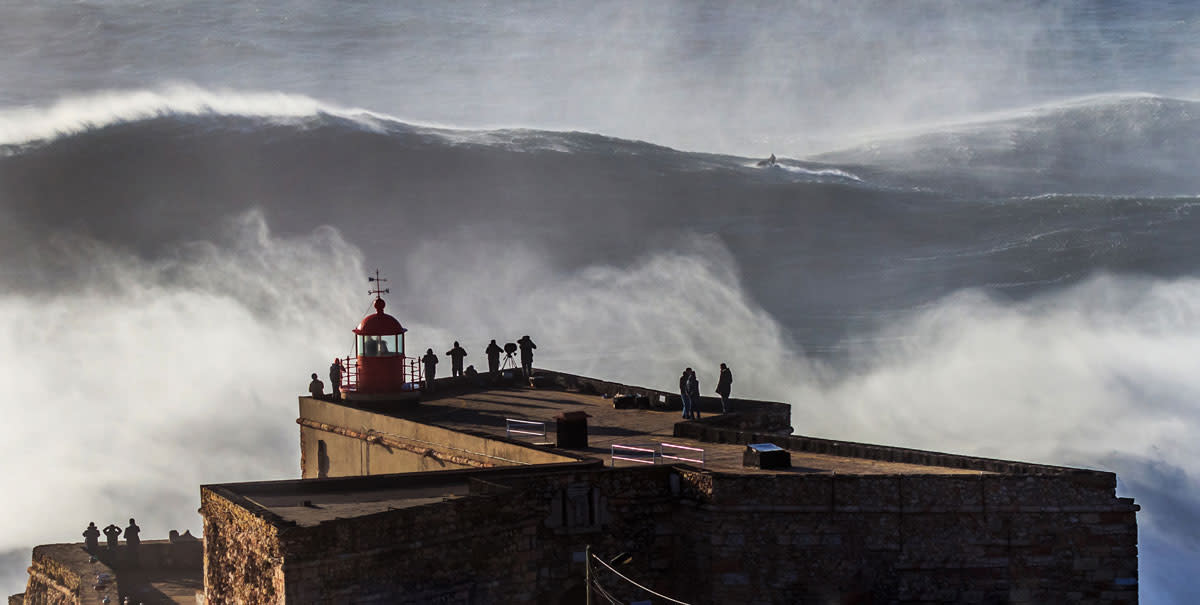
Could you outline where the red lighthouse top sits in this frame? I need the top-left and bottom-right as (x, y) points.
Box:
(354, 297), (406, 336)
(340, 270), (421, 400)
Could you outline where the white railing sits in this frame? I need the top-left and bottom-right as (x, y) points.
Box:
(610, 444), (658, 467)
(659, 442), (705, 466)
(609, 442), (706, 467)
(505, 418), (547, 440)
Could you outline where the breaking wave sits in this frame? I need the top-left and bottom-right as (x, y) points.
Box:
(2, 88), (1200, 601)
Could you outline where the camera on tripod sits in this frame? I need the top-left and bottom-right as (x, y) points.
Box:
(501, 342), (519, 369)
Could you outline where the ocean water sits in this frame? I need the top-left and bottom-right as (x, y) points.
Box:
(2, 1), (1199, 602)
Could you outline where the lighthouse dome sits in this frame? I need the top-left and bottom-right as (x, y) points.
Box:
(354, 298), (406, 336)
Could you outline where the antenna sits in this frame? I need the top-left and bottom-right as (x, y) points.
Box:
(367, 269), (390, 298)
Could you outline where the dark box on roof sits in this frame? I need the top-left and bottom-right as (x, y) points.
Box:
(612, 395), (639, 409)
(744, 443), (791, 470)
(556, 411), (590, 449)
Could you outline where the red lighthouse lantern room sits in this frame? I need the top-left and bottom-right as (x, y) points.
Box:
(341, 272), (421, 401)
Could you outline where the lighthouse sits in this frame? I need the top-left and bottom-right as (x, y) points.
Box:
(339, 271), (422, 401)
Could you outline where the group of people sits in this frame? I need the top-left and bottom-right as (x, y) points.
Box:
(83, 519), (141, 561)
(305, 359), (345, 399)
(421, 335), (538, 390)
(679, 363), (733, 419)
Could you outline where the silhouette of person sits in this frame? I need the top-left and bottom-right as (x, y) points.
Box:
(102, 523), (122, 551)
(464, 365), (478, 378)
(308, 373), (324, 398)
(378, 338), (390, 354)
(421, 348), (438, 391)
(125, 518), (141, 565)
(485, 339), (503, 376)
(329, 359), (344, 395)
(445, 342), (468, 377)
(83, 522), (101, 552)
(517, 335), (537, 377)
(363, 336), (378, 356)
(679, 368), (693, 419)
(716, 363), (733, 413)
(688, 368), (701, 419)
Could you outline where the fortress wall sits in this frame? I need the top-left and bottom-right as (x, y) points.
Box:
(254, 467), (684, 604)
(675, 423), (1107, 476)
(19, 545), (105, 605)
(535, 369), (793, 432)
(204, 461), (1136, 604)
(693, 473), (1139, 604)
(199, 488), (285, 605)
(297, 397), (578, 479)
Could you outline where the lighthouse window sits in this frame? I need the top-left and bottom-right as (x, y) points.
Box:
(359, 334), (400, 357)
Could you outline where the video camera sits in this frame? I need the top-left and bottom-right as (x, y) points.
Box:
(503, 342), (518, 356)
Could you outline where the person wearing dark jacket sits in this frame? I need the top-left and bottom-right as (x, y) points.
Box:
(446, 342), (468, 377)
(485, 339), (503, 375)
(308, 373), (324, 398)
(329, 358), (344, 395)
(83, 522), (101, 553)
(102, 523), (121, 551)
(688, 369), (701, 419)
(421, 348), (438, 391)
(716, 363), (733, 413)
(679, 368), (693, 419)
(517, 335), (537, 377)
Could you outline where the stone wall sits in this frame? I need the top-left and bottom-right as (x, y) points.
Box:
(200, 488), (286, 605)
(17, 538), (201, 605)
(19, 545), (107, 605)
(684, 472), (1138, 604)
(201, 463), (1137, 604)
(674, 423), (1101, 476)
(535, 368), (793, 432)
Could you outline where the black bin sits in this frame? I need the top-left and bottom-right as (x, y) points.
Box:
(743, 443), (791, 470)
(556, 411), (590, 448)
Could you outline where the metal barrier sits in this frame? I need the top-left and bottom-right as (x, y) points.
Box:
(609, 442), (707, 468)
(505, 418), (547, 440)
(610, 444), (658, 467)
(659, 442), (705, 466)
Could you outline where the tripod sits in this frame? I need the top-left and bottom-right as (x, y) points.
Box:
(501, 351), (518, 370)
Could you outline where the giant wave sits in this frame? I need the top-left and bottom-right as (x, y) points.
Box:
(2, 89), (1200, 602)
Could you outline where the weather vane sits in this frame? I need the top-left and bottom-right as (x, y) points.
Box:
(368, 269), (389, 299)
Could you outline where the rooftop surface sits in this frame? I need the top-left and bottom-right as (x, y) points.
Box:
(209, 371), (1085, 527)
(352, 381), (987, 477)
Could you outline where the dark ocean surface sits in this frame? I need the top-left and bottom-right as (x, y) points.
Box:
(2, 2), (1198, 602)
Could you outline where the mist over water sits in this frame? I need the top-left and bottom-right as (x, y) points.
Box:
(3, 1), (1200, 602)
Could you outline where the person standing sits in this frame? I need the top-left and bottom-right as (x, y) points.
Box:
(329, 358), (344, 395)
(308, 373), (325, 398)
(83, 522), (101, 553)
(421, 348), (438, 391)
(517, 335), (537, 377)
(125, 518), (141, 566)
(102, 523), (122, 551)
(716, 363), (733, 413)
(688, 368), (701, 419)
(445, 342), (468, 377)
(485, 339), (503, 376)
(679, 368), (693, 419)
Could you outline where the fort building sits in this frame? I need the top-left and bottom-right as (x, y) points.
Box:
(11, 284), (1139, 604)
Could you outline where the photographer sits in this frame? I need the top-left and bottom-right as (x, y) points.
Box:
(517, 335), (537, 377)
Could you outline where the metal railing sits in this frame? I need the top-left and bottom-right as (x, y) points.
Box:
(505, 418), (547, 440)
(338, 355), (425, 392)
(610, 442), (706, 468)
(610, 444), (658, 467)
(659, 442), (706, 466)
